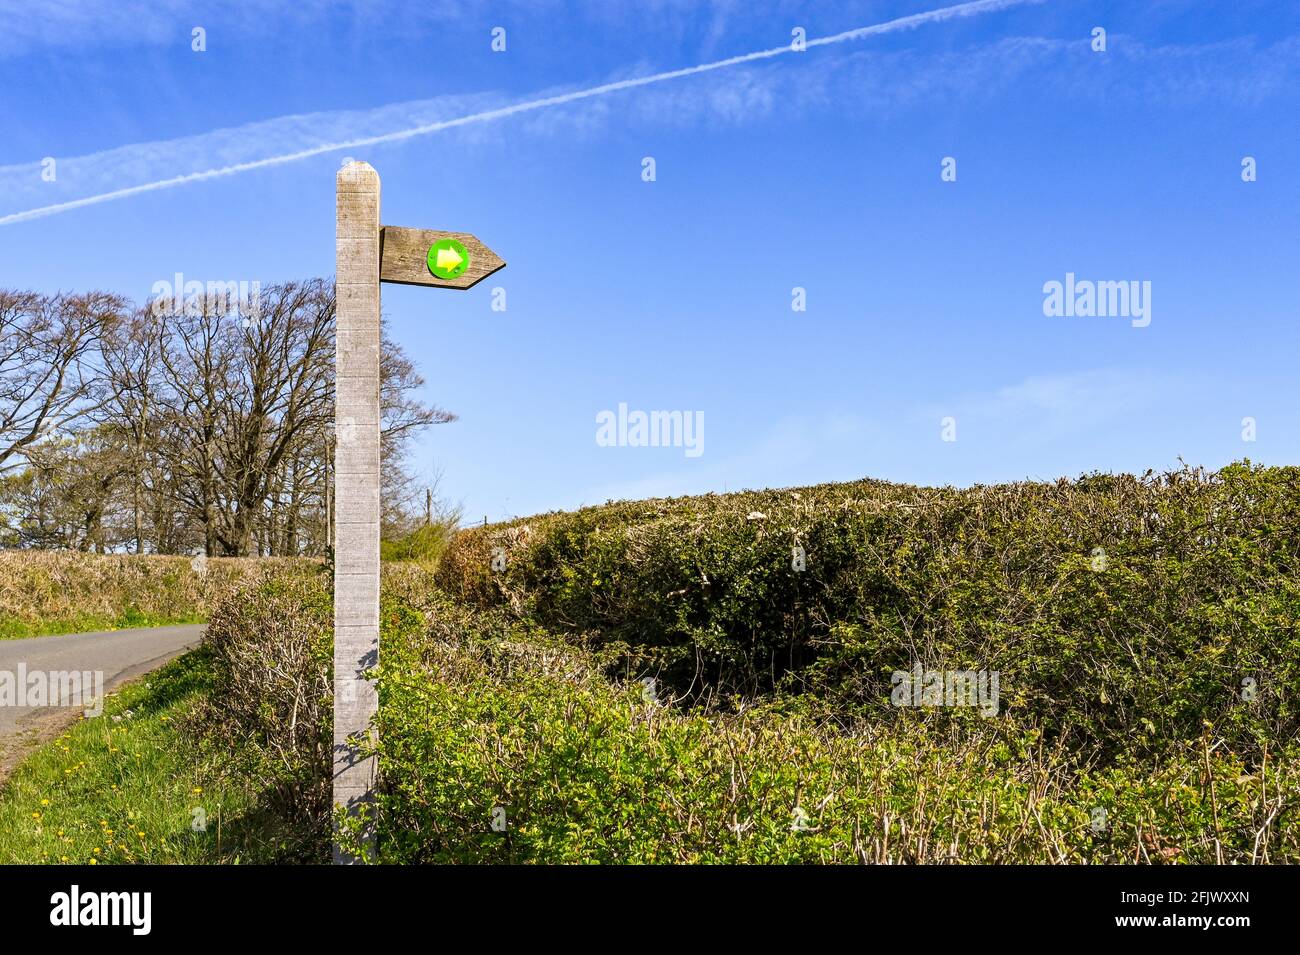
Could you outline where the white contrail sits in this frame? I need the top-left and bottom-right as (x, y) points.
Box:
(0, 0), (1040, 227)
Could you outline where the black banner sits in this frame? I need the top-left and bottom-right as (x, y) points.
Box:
(0, 863), (1281, 942)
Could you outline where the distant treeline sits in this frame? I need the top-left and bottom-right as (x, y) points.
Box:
(0, 281), (448, 555)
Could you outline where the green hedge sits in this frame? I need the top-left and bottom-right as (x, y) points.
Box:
(345, 589), (1299, 864)
(435, 463), (1300, 761)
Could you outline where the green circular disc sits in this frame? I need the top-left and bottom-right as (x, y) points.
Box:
(427, 238), (470, 280)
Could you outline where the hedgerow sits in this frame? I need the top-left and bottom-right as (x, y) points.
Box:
(345, 588), (1298, 864)
(435, 462), (1300, 762)
(187, 563), (333, 851)
(0, 551), (299, 639)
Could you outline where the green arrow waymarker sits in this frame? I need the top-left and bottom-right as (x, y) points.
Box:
(427, 238), (470, 280)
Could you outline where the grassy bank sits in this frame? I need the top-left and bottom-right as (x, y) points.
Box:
(0, 649), (318, 864)
(0, 551), (301, 639)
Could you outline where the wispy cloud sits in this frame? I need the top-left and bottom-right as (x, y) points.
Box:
(0, 0), (1041, 226)
(927, 368), (1186, 441)
(0, 0), (476, 58)
(9, 0), (1294, 228)
(0, 0), (187, 57)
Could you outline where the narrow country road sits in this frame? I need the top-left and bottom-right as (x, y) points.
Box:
(0, 624), (205, 738)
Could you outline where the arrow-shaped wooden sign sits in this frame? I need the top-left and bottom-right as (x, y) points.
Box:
(380, 226), (505, 290)
(334, 162), (504, 865)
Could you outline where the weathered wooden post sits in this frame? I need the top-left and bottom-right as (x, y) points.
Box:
(334, 162), (382, 863)
(333, 161), (505, 863)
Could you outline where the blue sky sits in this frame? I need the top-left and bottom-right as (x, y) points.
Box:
(2, 0), (1298, 522)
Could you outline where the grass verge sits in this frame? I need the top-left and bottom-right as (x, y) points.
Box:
(0, 610), (207, 641)
(0, 648), (320, 864)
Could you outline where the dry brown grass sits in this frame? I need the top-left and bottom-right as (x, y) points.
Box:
(0, 550), (310, 639)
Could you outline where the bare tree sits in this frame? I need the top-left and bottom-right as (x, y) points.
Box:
(0, 290), (125, 473)
(214, 281), (334, 556)
(2, 281), (452, 555)
(99, 307), (166, 552)
(2, 427), (131, 550)
(156, 297), (235, 555)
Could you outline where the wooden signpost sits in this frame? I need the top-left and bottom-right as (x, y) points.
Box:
(334, 161), (503, 863)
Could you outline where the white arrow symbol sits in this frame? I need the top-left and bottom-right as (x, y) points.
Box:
(436, 246), (464, 271)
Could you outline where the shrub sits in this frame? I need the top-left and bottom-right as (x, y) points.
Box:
(347, 594), (1300, 864)
(434, 463), (1300, 762)
(380, 517), (459, 565)
(188, 563), (333, 847)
